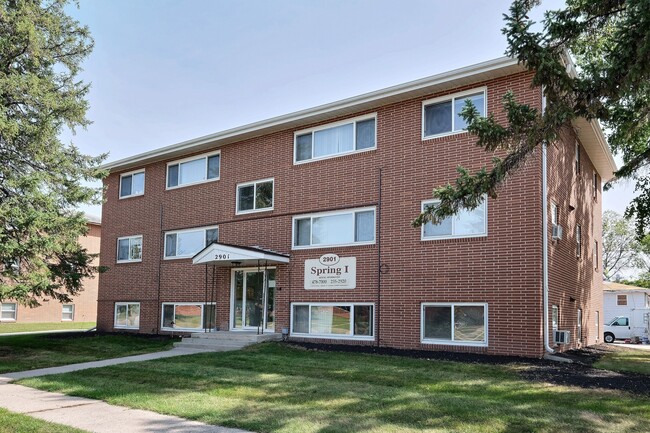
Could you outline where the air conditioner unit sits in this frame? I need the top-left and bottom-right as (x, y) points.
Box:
(552, 225), (563, 240)
(554, 330), (571, 345)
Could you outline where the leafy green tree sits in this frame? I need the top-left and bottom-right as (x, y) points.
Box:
(602, 210), (643, 281)
(413, 0), (650, 238)
(0, 0), (105, 306)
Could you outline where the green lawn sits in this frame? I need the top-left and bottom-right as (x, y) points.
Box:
(19, 343), (650, 433)
(594, 346), (650, 375)
(0, 322), (95, 334)
(0, 333), (174, 373)
(0, 408), (88, 433)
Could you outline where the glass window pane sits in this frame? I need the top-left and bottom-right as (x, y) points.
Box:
(424, 306), (452, 340)
(127, 304), (140, 328)
(454, 305), (485, 342)
(354, 305), (373, 336)
(167, 164), (179, 188)
(293, 305), (309, 333)
(207, 155), (220, 179)
(454, 93), (484, 131)
(238, 185), (255, 211)
(314, 123), (354, 157)
(310, 306), (351, 335)
(423, 217), (453, 237)
(203, 304), (216, 330)
(356, 119), (375, 150)
(120, 175), (132, 197)
(206, 228), (219, 245)
(118, 239), (130, 261)
(165, 234), (177, 257)
(424, 100), (452, 136)
(131, 172), (144, 195)
(355, 210), (375, 242)
(296, 134), (312, 161)
(62, 304), (74, 321)
(234, 271), (243, 328)
(130, 237), (142, 260)
(176, 230), (204, 256)
(295, 218), (311, 246)
(163, 305), (174, 328)
(115, 305), (127, 326)
(179, 158), (206, 185)
(312, 213), (354, 245)
(454, 201), (486, 236)
(255, 181), (273, 209)
(174, 305), (202, 329)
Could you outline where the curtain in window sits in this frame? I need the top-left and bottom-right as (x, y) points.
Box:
(314, 123), (354, 158)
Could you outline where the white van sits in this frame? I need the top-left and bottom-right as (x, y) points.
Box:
(603, 313), (649, 343)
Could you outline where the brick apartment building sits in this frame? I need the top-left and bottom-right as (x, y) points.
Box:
(98, 57), (616, 358)
(0, 217), (101, 325)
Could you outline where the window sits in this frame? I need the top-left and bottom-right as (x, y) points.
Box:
(117, 236), (143, 263)
(293, 207), (375, 249)
(291, 303), (374, 339)
(119, 170), (145, 198)
(577, 309), (583, 341)
(421, 198), (487, 240)
(114, 302), (140, 329)
(593, 171), (599, 198)
(617, 294), (628, 306)
(594, 240), (599, 270)
(294, 114), (376, 163)
(161, 303), (216, 331)
(164, 226), (218, 259)
(1, 303), (17, 321)
(551, 202), (558, 226)
(575, 142), (581, 173)
(576, 224), (582, 258)
(167, 152), (220, 189)
(552, 305), (559, 330)
(62, 304), (74, 321)
(421, 303), (487, 346)
(611, 317), (629, 326)
(236, 178), (274, 214)
(422, 88), (486, 138)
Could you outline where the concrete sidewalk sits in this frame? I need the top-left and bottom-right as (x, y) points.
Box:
(0, 383), (251, 433)
(0, 347), (254, 432)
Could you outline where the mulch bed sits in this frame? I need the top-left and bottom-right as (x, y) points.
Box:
(289, 342), (650, 396)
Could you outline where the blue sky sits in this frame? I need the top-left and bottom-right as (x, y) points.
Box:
(65, 0), (633, 217)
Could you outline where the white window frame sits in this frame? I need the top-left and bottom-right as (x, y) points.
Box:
(576, 224), (582, 258)
(113, 302), (140, 330)
(166, 151), (221, 190)
(291, 206), (376, 250)
(116, 235), (143, 263)
(552, 305), (559, 330)
(420, 302), (488, 347)
(160, 302), (216, 332)
(290, 302), (375, 341)
(420, 198), (488, 241)
(62, 304), (75, 321)
(119, 169), (145, 199)
(577, 308), (583, 341)
(235, 178), (275, 215)
(422, 87), (487, 140)
(293, 113), (377, 165)
(0, 302), (17, 322)
(551, 202), (558, 226)
(594, 240), (599, 270)
(163, 226), (219, 260)
(575, 142), (581, 174)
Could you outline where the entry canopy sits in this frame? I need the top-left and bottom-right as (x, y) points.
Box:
(192, 242), (290, 267)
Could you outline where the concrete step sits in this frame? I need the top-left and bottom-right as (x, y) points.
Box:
(173, 342), (245, 352)
(173, 331), (281, 352)
(188, 332), (281, 343)
(179, 338), (249, 348)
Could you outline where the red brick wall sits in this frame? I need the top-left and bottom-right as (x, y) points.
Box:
(3, 223), (101, 324)
(98, 70), (600, 357)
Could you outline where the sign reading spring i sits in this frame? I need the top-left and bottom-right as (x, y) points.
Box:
(304, 253), (356, 289)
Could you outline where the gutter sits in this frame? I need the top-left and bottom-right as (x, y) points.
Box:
(541, 87), (555, 354)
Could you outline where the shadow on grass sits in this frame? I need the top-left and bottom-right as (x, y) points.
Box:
(19, 343), (650, 433)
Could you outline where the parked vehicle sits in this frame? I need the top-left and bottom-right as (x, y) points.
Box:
(603, 313), (649, 343)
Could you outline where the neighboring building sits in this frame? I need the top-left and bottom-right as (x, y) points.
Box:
(0, 216), (101, 325)
(97, 57), (615, 358)
(602, 281), (650, 341)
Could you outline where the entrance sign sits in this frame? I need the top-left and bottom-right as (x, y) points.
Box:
(304, 254), (356, 289)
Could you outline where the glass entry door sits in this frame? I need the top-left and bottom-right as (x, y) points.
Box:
(232, 269), (275, 331)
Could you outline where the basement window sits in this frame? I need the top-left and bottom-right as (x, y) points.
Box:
(291, 303), (374, 339)
(114, 302), (140, 329)
(421, 303), (487, 346)
(161, 303), (216, 331)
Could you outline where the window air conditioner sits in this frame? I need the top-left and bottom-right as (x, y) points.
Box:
(554, 330), (570, 345)
(552, 225), (563, 240)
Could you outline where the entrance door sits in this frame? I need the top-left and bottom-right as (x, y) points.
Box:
(232, 269), (275, 331)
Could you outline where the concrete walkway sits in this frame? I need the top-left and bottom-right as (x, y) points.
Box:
(0, 347), (253, 433)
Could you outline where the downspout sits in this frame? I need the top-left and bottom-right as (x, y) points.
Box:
(541, 87), (555, 354)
